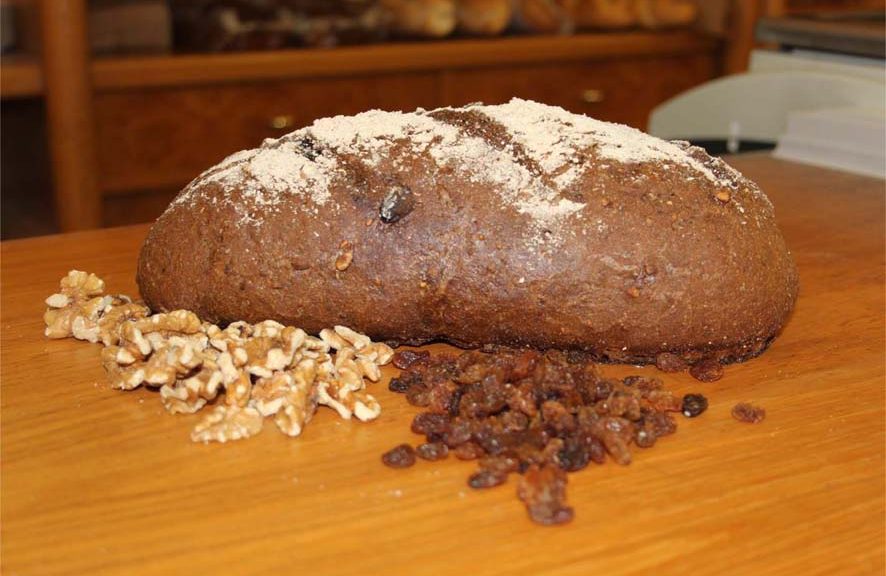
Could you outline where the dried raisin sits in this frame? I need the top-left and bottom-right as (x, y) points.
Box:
(392, 349), (431, 370)
(655, 352), (687, 373)
(681, 394), (708, 418)
(517, 464), (574, 526)
(689, 359), (724, 382)
(382, 444), (416, 468)
(732, 402), (766, 423)
(379, 184), (414, 223)
(468, 470), (508, 489)
(411, 412), (451, 436)
(416, 442), (449, 461)
(453, 441), (484, 460)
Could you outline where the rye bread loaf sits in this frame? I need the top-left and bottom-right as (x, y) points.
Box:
(137, 99), (798, 364)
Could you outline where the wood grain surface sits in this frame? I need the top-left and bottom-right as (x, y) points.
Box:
(1, 156), (884, 576)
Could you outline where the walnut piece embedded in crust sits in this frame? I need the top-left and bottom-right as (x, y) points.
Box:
(44, 271), (394, 444)
(334, 240), (354, 271)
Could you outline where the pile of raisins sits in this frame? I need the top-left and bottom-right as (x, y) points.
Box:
(383, 349), (707, 526)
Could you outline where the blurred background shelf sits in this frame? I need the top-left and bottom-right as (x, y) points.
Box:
(1, 30), (716, 95)
(89, 31), (716, 89)
(0, 54), (42, 97)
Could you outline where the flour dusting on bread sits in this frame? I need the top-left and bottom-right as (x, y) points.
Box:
(177, 140), (338, 212)
(479, 98), (727, 186)
(306, 107), (585, 225)
(170, 98), (757, 233)
(309, 108), (460, 164)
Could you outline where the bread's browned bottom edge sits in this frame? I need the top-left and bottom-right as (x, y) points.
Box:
(382, 332), (781, 367)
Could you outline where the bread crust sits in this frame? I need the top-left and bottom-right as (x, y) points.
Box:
(138, 100), (798, 364)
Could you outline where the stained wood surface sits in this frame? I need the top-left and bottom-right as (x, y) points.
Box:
(1, 156), (884, 575)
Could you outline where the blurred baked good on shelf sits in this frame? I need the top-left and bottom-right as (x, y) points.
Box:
(634, 0), (698, 29)
(382, 0), (457, 37)
(573, 0), (636, 29)
(171, 0), (389, 51)
(165, 0), (706, 52)
(513, 0), (576, 34)
(572, 0), (698, 31)
(457, 0), (512, 35)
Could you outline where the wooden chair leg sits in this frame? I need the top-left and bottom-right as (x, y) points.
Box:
(723, 0), (765, 75)
(40, 0), (101, 231)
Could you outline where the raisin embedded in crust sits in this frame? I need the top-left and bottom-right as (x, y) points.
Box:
(292, 134), (323, 161)
(379, 184), (414, 223)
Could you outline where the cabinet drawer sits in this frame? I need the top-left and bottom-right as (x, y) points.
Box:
(95, 73), (440, 194)
(440, 54), (716, 129)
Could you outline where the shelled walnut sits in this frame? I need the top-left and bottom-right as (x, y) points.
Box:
(43, 270), (393, 444)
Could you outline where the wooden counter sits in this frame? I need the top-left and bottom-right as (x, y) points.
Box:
(1, 156), (883, 575)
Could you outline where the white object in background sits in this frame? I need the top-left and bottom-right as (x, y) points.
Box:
(727, 120), (741, 154)
(648, 71), (884, 143)
(750, 48), (885, 83)
(774, 107), (886, 179)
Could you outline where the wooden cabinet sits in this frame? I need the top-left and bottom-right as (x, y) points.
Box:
(95, 73), (440, 195)
(441, 54), (717, 128)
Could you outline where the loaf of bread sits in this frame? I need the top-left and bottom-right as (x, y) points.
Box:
(138, 99), (798, 364)
(634, 0), (697, 29)
(456, 0), (512, 36)
(381, 0), (457, 38)
(573, 0), (636, 29)
(513, 0), (575, 34)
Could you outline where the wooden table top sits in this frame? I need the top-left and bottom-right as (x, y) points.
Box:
(2, 155), (884, 576)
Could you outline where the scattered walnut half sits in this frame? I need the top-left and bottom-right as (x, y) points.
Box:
(44, 270), (121, 342)
(191, 405), (264, 443)
(43, 270), (393, 444)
